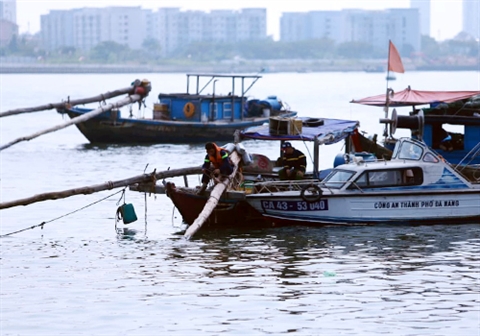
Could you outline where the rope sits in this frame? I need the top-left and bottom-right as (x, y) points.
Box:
(0, 188), (126, 238)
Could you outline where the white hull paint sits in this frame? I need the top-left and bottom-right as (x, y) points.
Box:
(248, 190), (480, 225)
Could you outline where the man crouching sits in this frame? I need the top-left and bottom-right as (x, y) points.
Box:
(198, 142), (234, 195)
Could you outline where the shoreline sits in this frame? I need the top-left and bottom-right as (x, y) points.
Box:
(0, 63), (478, 74)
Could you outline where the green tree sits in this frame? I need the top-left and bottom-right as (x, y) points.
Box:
(336, 42), (375, 58)
(7, 34), (18, 53)
(89, 41), (132, 62)
(420, 35), (441, 58)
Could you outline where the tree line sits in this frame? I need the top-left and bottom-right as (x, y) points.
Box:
(1, 34), (478, 64)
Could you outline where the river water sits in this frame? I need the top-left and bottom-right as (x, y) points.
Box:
(1, 71), (479, 335)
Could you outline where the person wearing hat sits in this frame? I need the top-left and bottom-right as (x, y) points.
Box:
(279, 142), (307, 180)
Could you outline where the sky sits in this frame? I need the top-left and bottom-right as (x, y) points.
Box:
(16, 0), (463, 41)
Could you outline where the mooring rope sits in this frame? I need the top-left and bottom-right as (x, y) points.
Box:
(0, 187), (127, 238)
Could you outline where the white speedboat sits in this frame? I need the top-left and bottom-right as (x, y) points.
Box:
(246, 137), (480, 225)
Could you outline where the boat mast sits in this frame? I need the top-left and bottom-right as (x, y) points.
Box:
(384, 40), (392, 140)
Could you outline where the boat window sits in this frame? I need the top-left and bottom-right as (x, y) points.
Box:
(209, 102), (218, 119)
(351, 173), (368, 188)
(349, 167), (424, 188)
(368, 170), (402, 186)
(323, 169), (355, 189)
(397, 141), (423, 160)
(223, 102), (232, 119)
(431, 124), (464, 151)
(423, 152), (439, 163)
(404, 168), (423, 185)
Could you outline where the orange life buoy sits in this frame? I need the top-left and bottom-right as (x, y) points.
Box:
(183, 102), (195, 118)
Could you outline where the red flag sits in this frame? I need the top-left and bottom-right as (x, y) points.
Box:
(388, 40), (405, 73)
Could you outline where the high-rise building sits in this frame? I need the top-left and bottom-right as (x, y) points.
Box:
(153, 8), (266, 56)
(463, 0), (480, 39)
(280, 8), (420, 52)
(0, 0), (16, 23)
(41, 6), (267, 56)
(41, 7), (150, 51)
(410, 0), (430, 36)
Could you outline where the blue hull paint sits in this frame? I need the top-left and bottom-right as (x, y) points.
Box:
(62, 107), (297, 144)
(263, 213), (480, 226)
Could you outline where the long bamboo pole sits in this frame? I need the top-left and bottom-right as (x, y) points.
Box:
(0, 93), (143, 151)
(184, 152), (241, 240)
(0, 166), (202, 210)
(0, 86), (134, 118)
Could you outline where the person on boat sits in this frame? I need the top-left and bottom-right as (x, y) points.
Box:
(278, 142), (307, 180)
(198, 142), (234, 195)
(433, 125), (454, 151)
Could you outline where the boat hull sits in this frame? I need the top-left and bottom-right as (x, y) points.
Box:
(246, 190), (480, 226)
(166, 184), (268, 228)
(61, 108), (296, 144)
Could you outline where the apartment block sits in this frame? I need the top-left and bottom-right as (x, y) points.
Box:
(152, 8), (266, 56)
(463, 0), (480, 39)
(410, 0), (430, 36)
(280, 8), (420, 52)
(41, 6), (150, 51)
(41, 6), (266, 56)
(0, 0), (16, 23)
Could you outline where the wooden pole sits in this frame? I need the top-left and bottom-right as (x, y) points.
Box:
(0, 93), (144, 151)
(0, 86), (134, 118)
(184, 151), (241, 240)
(0, 166), (202, 210)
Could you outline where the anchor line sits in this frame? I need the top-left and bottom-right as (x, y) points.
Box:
(0, 188), (127, 238)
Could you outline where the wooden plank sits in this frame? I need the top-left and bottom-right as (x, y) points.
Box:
(0, 166), (202, 210)
(184, 152), (242, 239)
(0, 93), (145, 151)
(0, 86), (135, 118)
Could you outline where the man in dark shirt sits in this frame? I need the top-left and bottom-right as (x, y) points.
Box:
(278, 142), (307, 180)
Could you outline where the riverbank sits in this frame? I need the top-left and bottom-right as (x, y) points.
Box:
(0, 60), (478, 74)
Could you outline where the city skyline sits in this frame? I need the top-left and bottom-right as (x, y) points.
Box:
(15, 0), (464, 41)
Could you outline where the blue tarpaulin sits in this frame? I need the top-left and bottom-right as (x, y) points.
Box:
(241, 117), (359, 145)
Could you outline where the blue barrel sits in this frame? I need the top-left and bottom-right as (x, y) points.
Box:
(259, 96), (282, 111)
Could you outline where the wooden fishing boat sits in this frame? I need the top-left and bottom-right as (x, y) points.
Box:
(160, 116), (368, 228)
(57, 74), (297, 144)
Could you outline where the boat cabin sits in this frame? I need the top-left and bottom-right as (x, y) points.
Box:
(240, 117), (361, 179)
(155, 74), (287, 122)
(322, 138), (470, 191)
(351, 88), (480, 165)
(415, 103), (480, 165)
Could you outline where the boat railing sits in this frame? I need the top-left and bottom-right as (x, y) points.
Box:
(253, 179), (319, 194)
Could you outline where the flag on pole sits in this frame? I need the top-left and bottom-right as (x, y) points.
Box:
(387, 40), (405, 73)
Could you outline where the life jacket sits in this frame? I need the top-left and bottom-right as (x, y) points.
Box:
(208, 143), (229, 169)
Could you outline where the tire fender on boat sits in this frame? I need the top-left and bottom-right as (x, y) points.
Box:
(183, 102), (195, 118)
(300, 184), (322, 203)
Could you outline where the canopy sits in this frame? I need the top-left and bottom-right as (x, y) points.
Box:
(351, 88), (480, 107)
(241, 117), (359, 145)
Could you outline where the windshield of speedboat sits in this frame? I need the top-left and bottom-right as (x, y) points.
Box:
(322, 169), (356, 189)
(393, 141), (424, 161)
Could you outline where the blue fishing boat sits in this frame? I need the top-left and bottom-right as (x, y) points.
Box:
(352, 87), (480, 168)
(58, 74), (297, 144)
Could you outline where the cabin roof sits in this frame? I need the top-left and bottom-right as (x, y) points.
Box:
(158, 93), (241, 100)
(241, 117), (359, 144)
(351, 88), (480, 107)
(186, 74), (262, 79)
